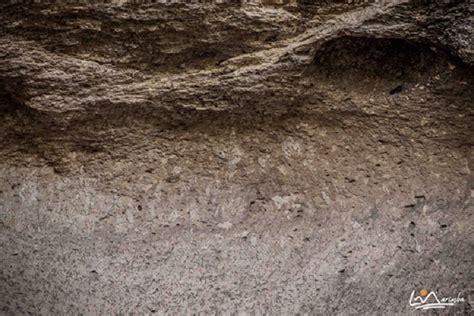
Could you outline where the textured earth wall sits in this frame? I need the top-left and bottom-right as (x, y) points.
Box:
(0, 0), (473, 314)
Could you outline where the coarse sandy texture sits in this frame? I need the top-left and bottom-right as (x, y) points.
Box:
(0, 0), (473, 314)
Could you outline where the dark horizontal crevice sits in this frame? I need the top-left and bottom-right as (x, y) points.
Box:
(309, 37), (458, 81)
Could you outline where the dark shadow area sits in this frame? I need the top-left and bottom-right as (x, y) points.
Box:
(307, 36), (459, 90)
(0, 82), (27, 114)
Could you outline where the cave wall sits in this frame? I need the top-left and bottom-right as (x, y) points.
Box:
(0, 0), (473, 314)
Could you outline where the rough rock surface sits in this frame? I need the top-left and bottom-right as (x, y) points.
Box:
(0, 0), (473, 314)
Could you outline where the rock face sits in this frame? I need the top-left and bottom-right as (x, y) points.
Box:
(0, 0), (473, 314)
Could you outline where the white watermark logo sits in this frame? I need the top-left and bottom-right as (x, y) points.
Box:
(409, 288), (465, 310)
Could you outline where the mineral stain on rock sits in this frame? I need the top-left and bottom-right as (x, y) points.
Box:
(0, 0), (473, 314)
